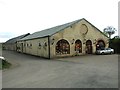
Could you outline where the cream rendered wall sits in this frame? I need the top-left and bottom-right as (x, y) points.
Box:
(17, 41), (23, 52)
(5, 44), (9, 50)
(4, 44), (10, 50)
(19, 37), (49, 58)
(79, 20), (109, 53)
(22, 41), (26, 53)
(4, 43), (16, 51)
(50, 19), (109, 58)
(12, 43), (17, 51)
(36, 37), (49, 58)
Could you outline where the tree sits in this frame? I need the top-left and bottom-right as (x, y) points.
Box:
(103, 26), (117, 38)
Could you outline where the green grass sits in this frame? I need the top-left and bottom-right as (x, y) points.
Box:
(0, 61), (2, 70)
(0, 60), (11, 70)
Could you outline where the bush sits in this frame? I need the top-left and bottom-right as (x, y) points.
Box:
(109, 38), (120, 54)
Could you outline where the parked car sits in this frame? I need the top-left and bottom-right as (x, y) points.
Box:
(96, 48), (114, 55)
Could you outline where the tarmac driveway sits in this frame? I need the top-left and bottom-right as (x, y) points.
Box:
(2, 50), (118, 88)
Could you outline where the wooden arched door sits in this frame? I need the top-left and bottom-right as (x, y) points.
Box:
(86, 40), (92, 54)
(75, 40), (82, 53)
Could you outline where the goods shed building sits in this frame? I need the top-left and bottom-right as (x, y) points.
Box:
(17, 18), (109, 59)
(4, 33), (30, 51)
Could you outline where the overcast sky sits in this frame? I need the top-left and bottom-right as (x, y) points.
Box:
(0, 0), (119, 42)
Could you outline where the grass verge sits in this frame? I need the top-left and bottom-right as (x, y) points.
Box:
(0, 60), (11, 70)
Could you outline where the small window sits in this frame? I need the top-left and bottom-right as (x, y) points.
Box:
(38, 43), (41, 49)
(44, 42), (47, 46)
(39, 43), (41, 46)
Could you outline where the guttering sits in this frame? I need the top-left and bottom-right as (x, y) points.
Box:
(48, 36), (51, 59)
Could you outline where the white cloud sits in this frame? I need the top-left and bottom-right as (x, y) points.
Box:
(0, 32), (14, 38)
(0, 0), (119, 42)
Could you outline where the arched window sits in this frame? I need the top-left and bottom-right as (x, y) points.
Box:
(56, 39), (70, 55)
(96, 40), (105, 50)
(75, 40), (82, 53)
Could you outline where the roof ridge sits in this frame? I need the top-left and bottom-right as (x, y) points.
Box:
(32, 19), (82, 34)
(20, 18), (83, 41)
(5, 33), (30, 43)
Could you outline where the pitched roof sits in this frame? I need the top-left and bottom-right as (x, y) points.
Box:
(5, 33), (30, 44)
(20, 18), (108, 41)
(20, 19), (81, 41)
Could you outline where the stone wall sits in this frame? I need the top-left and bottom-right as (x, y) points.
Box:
(17, 37), (49, 58)
(50, 19), (109, 58)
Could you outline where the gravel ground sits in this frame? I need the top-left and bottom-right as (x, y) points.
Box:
(2, 50), (118, 88)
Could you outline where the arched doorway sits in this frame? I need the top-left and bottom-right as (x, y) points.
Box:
(96, 40), (105, 50)
(86, 40), (92, 54)
(75, 40), (82, 53)
(56, 39), (70, 55)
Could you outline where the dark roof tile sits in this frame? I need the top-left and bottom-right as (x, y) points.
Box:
(5, 33), (30, 43)
(20, 18), (109, 41)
